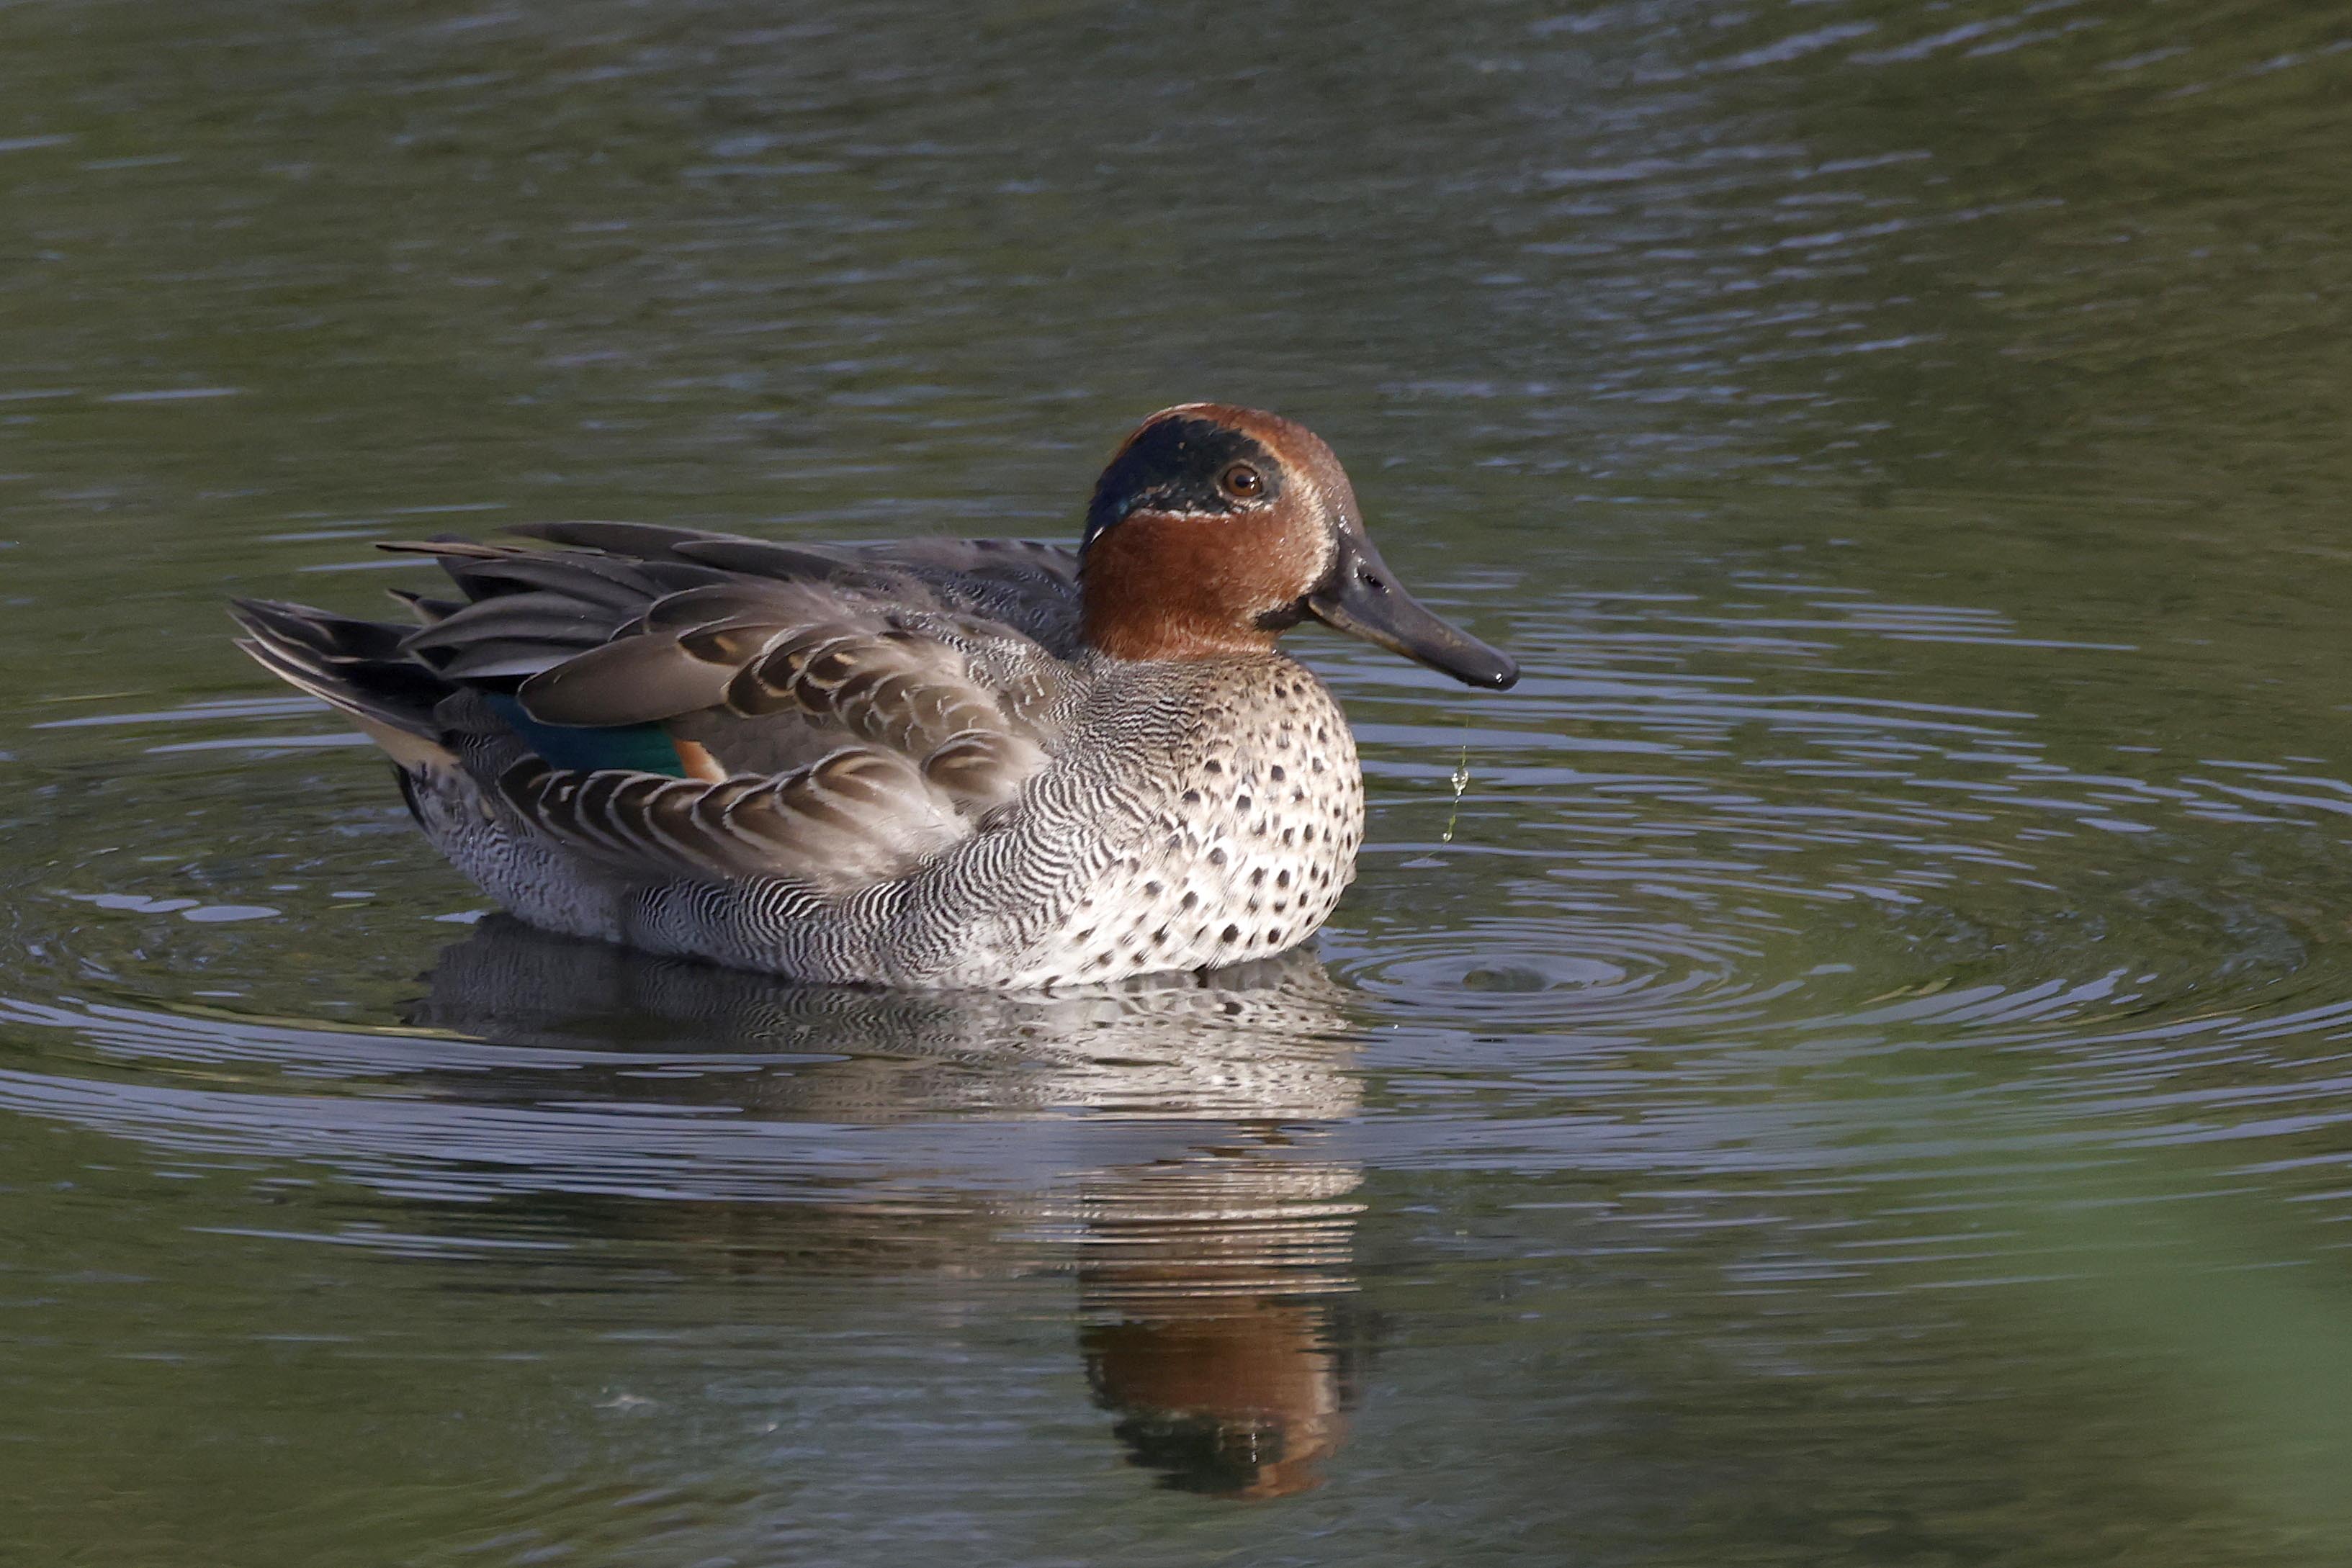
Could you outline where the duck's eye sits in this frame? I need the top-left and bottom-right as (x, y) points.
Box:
(1221, 463), (1265, 500)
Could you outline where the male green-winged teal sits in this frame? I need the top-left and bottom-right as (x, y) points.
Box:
(231, 403), (1517, 988)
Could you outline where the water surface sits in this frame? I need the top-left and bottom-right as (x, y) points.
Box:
(4, 2), (2351, 1562)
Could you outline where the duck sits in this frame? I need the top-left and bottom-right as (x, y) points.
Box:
(230, 402), (1517, 988)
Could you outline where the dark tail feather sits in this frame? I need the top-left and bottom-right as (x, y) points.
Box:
(228, 597), (455, 762)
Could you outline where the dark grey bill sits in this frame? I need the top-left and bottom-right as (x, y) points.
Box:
(1305, 532), (1519, 690)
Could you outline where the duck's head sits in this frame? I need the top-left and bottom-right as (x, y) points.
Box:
(1078, 403), (1519, 690)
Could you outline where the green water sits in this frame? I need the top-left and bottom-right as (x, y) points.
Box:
(4, 1), (2351, 1561)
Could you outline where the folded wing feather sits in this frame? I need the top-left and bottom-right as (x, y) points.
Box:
(367, 530), (1074, 896)
(498, 745), (966, 894)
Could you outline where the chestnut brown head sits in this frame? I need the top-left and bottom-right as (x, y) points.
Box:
(1077, 403), (1518, 689)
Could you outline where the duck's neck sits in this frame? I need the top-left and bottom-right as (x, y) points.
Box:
(1082, 601), (1280, 662)
(1079, 514), (1292, 662)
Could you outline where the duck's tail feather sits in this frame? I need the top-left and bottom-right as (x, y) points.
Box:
(228, 597), (459, 769)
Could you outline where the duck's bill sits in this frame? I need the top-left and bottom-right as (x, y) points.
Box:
(1305, 533), (1519, 690)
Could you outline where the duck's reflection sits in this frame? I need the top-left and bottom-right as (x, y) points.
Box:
(1077, 1153), (1365, 1497)
(409, 917), (1370, 1497)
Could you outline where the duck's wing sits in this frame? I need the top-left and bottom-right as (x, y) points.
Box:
(491, 745), (971, 895)
(248, 526), (1085, 896)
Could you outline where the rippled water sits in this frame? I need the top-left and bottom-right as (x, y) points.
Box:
(5, 1), (2351, 1562)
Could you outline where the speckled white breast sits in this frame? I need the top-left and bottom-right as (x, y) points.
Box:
(1000, 661), (1365, 986)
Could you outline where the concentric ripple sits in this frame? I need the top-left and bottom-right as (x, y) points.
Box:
(1324, 910), (1792, 1032)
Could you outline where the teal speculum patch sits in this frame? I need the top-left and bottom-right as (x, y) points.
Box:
(485, 693), (688, 777)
